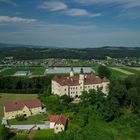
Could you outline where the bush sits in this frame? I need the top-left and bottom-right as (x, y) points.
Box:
(16, 115), (26, 121)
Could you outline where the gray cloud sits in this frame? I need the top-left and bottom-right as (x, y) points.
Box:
(75, 0), (140, 9)
(39, 1), (68, 11)
(65, 9), (101, 17)
(0, 16), (36, 23)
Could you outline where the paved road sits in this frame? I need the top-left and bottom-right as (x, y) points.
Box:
(8, 121), (50, 130)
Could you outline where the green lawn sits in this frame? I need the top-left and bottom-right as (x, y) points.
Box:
(0, 67), (46, 76)
(34, 129), (54, 140)
(11, 134), (29, 140)
(0, 93), (37, 119)
(9, 114), (48, 125)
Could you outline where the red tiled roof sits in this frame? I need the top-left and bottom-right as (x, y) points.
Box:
(50, 115), (67, 126)
(50, 115), (59, 122)
(53, 76), (79, 86)
(53, 73), (109, 86)
(5, 99), (42, 112)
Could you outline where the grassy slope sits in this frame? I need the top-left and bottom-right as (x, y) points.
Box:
(0, 94), (37, 119)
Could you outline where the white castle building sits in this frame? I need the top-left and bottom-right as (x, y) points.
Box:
(51, 68), (109, 98)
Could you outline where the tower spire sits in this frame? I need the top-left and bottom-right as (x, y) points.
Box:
(80, 67), (84, 74)
(70, 67), (74, 77)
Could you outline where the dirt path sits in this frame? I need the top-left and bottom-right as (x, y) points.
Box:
(28, 130), (36, 140)
(110, 67), (134, 75)
(131, 67), (140, 71)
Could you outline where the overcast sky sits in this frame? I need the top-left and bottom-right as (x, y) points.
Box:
(0, 0), (140, 48)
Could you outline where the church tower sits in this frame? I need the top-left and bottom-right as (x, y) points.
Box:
(79, 68), (84, 91)
(70, 67), (74, 77)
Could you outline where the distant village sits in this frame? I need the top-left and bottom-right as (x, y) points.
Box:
(0, 56), (140, 68)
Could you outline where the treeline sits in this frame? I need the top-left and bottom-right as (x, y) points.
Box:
(0, 76), (53, 94)
(1, 43), (140, 60)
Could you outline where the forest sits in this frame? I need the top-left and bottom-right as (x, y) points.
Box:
(0, 43), (140, 60)
(0, 75), (52, 94)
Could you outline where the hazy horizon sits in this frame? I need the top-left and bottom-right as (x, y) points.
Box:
(0, 0), (140, 48)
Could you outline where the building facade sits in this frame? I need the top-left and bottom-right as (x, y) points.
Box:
(50, 115), (67, 133)
(52, 68), (109, 98)
(4, 99), (43, 119)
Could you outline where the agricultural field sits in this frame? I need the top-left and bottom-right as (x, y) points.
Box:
(0, 67), (46, 76)
(110, 67), (134, 75)
(92, 63), (140, 79)
(131, 67), (140, 71)
(0, 94), (38, 119)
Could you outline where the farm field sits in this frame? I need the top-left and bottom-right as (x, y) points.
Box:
(0, 67), (46, 76)
(0, 93), (38, 119)
(131, 67), (140, 71)
(110, 67), (134, 75)
(121, 67), (140, 75)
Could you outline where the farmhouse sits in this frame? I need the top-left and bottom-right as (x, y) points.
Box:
(52, 68), (109, 98)
(4, 99), (43, 120)
(14, 71), (32, 76)
(50, 115), (67, 133)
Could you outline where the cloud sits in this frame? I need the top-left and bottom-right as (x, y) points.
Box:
(117, 7), (140, 19)
(65, 9), (101, 17)
(39, 1), (67, 11)
(75, 0), (140, 9)
(0, 16), (36, 23)
(39, 1), (101, 18)
(0, 0), (18, 6)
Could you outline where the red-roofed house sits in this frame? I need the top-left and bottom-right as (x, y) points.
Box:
(50, 115), (67, 133)
(52, 68), (109, 98)
(4, 99), (43, 119)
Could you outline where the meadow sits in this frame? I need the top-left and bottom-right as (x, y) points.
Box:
(0, 67), (46, 76)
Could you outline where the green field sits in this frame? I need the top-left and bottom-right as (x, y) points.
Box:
(108, 67), (140, 79)
(9, 114), (48, 125)
(0, 93), (37, 119)
(34, 129), (54, 140)
(0, 67), (46, 76)
(121, 67), (140, 75)
(109, 68), (128, 79)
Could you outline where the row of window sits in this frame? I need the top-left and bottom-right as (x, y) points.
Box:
(70, 91), (78, 94)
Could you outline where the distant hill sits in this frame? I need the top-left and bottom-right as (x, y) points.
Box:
(0, 43), (140, 60)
